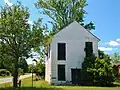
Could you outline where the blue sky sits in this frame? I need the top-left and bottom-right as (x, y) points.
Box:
(85, 0), (120, 54)
(0, 0), (120, 63)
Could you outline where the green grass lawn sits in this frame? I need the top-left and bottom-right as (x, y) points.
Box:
(0, 77), (120, 90)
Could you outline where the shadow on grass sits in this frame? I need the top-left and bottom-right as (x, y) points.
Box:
(56, 82), (120, 87)
(0, 87), (62, 90)
(79, 84), (120, 87)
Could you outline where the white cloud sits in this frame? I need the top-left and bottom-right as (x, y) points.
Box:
(98, 47), (117, 51)
(108, 40), (120, 46)
(116, 38), (120, 42)
(107, 38), (120, 47)
(4, 0), (13, 7)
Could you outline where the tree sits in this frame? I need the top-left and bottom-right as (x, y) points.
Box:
(0, 3), (44, 87)
(98, 49), (104, 59)
(0, 47), (14, 73)
(35, 0), (95, 35)
(82, 51), (114, 86)
(82, 53), (96, 84)
(18, 68), (24, 75)
(28, 64), (36, 73)
(94, 55), (114, 86)
(31, 54), (45, 80)
(35, 56), (45, 79)
(111, 52), (120, 64)
(18, 58), (28, 74)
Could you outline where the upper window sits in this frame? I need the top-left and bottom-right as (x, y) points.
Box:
(57, 43), (66, 60)
(85, 42), (93, 56)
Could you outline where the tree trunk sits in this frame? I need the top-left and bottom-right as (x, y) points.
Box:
(13, 62), (18, 88)
(13, 71), (18, 87)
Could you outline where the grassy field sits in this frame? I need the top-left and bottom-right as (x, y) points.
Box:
(0, 77), (120, 90)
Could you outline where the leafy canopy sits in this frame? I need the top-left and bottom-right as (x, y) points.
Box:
(0, 2), (45, 60)
(0, 2), (45, 87)
(35, 0), (95, 35)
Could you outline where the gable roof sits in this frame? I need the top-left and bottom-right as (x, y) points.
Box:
(55, 21), (100, 41)
(85, 28), (100, 41)
(46, 21), (100, 45)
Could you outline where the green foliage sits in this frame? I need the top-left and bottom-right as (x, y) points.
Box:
(0, 69), (11, 76)
(35, 0), (95, 35)
(111, 52), (120, 64)
(82, 53), (96, 71)
(28, 56), (45, 80)
(98, 49), (104, 59)
(0, 2), (45, 87)
(36, 62), (45, 72)
(28, 64), (36, 73)
(18, 68), (24, 75)
(0, 47), (15, 73)
(34, 56), (45, 80)
(113, 63), (120, 80)
(82, 50), (114, 86)
(82, 53), (96, 84)
(18, 58), (28, 73)
(36, 62), (45, 74)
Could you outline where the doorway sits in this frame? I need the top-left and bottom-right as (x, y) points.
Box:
(71, 69), (81, 85)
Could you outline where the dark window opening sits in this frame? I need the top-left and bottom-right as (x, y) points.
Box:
(58, 43), (66, 60)
(58, 65), (65, 81)
(85, 42), (93, 56)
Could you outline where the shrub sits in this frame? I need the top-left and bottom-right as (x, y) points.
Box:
(0, 69), (11, 76)
(80, 70), (94, 85)
(82, 51), (114, 86)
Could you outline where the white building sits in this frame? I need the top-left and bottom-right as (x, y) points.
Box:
(45, 21), (100, 85)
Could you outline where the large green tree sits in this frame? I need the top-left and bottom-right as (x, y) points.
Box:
(82, 51), (114, 86)
(35, 0), (95, 35)
(0, 3), (44, 87)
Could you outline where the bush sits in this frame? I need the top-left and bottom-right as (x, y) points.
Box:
(0, 69), (11, 76)
(80, 70), (94, 86)
(82, 50), (114, 86)
(93, 75), (114, 86)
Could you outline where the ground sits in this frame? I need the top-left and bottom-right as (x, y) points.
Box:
(0, 77), (120, 90)
(0, 74), (32, 84)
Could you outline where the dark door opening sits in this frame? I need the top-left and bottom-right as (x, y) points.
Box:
(58, 65), (66, 81)
(71, 69), (81, 85)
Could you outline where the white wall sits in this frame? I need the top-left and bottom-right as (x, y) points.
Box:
(45, 21), (99, 85)
(45, 49), (52, 84)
